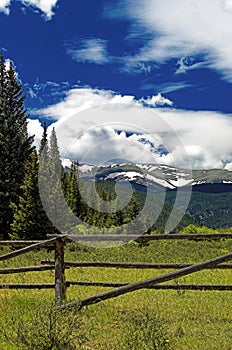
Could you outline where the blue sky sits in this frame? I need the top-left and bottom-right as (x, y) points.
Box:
(1, 0), (232, 170)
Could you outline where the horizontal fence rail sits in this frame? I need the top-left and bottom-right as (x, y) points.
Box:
(66, 281), (232, 291)
(41, 260), (232, 270)
(48, 233), (232, 241)
(0, 240), (55, 247)
(0, 238), (57, 262)
(0, 265), (55, 274)
(0, 283), (55, 289)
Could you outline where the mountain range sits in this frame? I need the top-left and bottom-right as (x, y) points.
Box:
(76, 162), (232, 191)
(62, 160), (232, 229)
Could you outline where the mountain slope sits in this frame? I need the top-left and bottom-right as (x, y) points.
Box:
(166, 190), (232, 229)
(62, 160), (232, 229)
(76, 163), (232, 190)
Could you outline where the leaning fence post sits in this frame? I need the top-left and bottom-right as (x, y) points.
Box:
(54, 237), (66, 306)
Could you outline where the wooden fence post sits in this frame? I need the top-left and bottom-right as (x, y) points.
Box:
(54, 237), (66, 306)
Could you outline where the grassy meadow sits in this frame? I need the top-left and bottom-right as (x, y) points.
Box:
(0, 239), (232, 349)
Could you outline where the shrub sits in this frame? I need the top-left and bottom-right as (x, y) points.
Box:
(180, 224), (215, 234)
(117, 308), (172, 350)
(0, 297), (87, 350)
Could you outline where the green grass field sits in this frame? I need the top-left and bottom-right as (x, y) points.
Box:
(0, 239), (232, 349)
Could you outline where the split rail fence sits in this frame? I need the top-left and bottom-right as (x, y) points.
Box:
(0, 234), (232, 309)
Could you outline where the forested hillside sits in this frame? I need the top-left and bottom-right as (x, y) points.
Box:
(166, 189), (232, 229)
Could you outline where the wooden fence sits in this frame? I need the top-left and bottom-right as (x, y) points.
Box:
(0, 237), (66, 305)
(0, 234), (232, 308)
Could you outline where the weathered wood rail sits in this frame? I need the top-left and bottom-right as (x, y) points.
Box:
(49, 233), (232, 241)
(0, 236), (66, 306)
(61, 248), (232, 310)
(0, 233), (232, 308)
(41, 260), (232, 269)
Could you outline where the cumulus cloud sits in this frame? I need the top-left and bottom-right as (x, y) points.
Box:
(106, 0), (232, 81)
(30, 86), (232, 170)
(66, 126), (161, 165)
(225, 162), (232, 171)
(0, 0), (58, 19)
(35, 87), (171, 121)
(27, 118), (44, 149)
(158, 109), (232, 169)
(0, 0), (11, 15)
(21, 0), (58, 19)
(67, 39), (110, 65)
(140, 93), (173, 107)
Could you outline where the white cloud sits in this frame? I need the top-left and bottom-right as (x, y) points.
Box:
(27, 118), (44, 149)
(158, 109), (232, 169)
(31, 86), (232, 170)
(4, 58), (11, 70)
(141, 81), (191, 93)
(0, 0), (58, 19)
(225, 162), (232, 171)
(67, 39), (109, 65)
(175, 57), (207, 75)
(107, 0), (232, 81)
(140, 93), (173, 107)
(25, 80), (71, 102)
(35, 87), (171, 121)
(224, 0), (232, 10)
(4, 58), (20, 79)
(120, 60), (154, 75)
(66, 126), (161, 165)
(137, 63), (152, 74)
(157, 82), (192, 94)
(0, 0), (11, 15)
(21, 0), (58, 19)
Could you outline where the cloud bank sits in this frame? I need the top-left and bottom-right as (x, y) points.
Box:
(29, 87), (232, 170)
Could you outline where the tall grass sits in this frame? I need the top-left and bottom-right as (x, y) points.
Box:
(0, 239), (232, 349)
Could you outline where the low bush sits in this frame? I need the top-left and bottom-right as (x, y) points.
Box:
(0, 297), (87, 350)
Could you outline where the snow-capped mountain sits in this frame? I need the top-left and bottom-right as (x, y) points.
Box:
(62, 160), (232, 190)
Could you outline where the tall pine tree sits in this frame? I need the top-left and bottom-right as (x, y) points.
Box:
(11, 151), (55, 240)
(65, 161), (82, 216)
(39, 127), (68, 233)
(0, 56), (33, 239)
(39, 120), (49, 161)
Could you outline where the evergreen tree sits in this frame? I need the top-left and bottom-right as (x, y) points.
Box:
(124, 190), (146, 235)
(11, 151), (55, 240)
(49, 127), (61, 170)
(0, 56), (34, 239)
(65, 162), (81, 216)
(39, 120), (49, 161)
(78, 182), (96, 226)
(39, 127), (68, 233)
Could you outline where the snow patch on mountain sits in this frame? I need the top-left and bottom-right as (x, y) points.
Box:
(61, 158), (72, 168)
(169, 178), (193, 187)
(62, 158), (232, 190)
(79, 164), (95, 173)
(106, 171), (144, 181)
